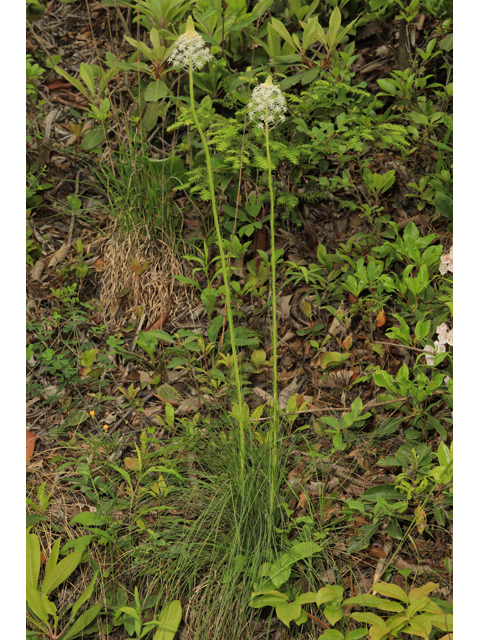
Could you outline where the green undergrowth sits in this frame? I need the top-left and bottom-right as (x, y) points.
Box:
(27, 0), (453, 638)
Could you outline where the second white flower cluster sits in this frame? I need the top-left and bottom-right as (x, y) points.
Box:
(439, 245), (453, 275)
(424, 322), (453, 366)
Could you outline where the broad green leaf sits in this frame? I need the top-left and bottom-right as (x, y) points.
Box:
(345, 629), (369, 640)
(276, 602), (301, 628)
(377, 79), (397, 95)
(327, 7), (342, 49)
(250, 591), (288, 608)
(270, 17), (296, 50)
(60, 535), (95, 556)
(437, 442), (452, 468)
(435, 192), (453, 221)
(124, 36), (153, 60)
(301, 66), (320, 85)
(286, 541), (323, 562)
(360, 485), (404, 501)
(319, 351), (350, 369)
(69, 572), (98, 623)
(342, 594), (403, 612)
(316, 585), (344, 606)
(324, 605), (343, 626)
(82, 125), (105, 151)
(61, 604), (102, 640)
(429, 613), (453, 632)
(402, 614), (431, 640)
(42, 551), (83, 596)
(150, 28), (160, 50)
(153, 600), (182, 640)
(144, 80), (168, 102)
(351, 612), (386, 626)
(371, 582), (409, 603)
(27, 532), (41, 587)
(318, 629), (344, 640)
(294, 592), (317, 605)
(26, 582), (50, 627)
(439, 33), (453, 51)
(408, 582), (439, 603)
(302, 16), (319, 49)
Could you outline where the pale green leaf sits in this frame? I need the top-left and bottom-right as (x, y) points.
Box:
(42, 551), (83, 596)
(26, 582), (50, 627)
(276, 602), (301, 628)
(27, 533), (41, 588)
(152, 600), (182, 640)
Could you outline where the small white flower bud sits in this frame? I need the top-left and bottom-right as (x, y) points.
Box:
(248, 76), (287, 131)
(168, 16), (213, 71)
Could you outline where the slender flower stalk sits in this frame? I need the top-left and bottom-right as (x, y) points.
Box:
(169, 17), (246, 484)
(248, 76), (287, 514)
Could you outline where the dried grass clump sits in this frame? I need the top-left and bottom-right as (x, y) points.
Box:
(98, 222), (192, 327)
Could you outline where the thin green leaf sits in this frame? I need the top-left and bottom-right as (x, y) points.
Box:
(42, 551), (83, 596)
(54, 67), (92, 100)
(27, 533), (41, 588)
(44, 538), (61, 582)
(69, 571), (98, 623)
(79, 63), (96, 97)
(61, 604), (102, 640)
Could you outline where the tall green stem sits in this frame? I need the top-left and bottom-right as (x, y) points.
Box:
(188, 65), (246, 485)
(265, 122), (279, 515)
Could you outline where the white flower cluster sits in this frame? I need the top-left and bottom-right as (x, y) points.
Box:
(248, 76), (286, 131)
(424, 322), (453, 366)
(168, 16), (213, 71)
(439, 245), (453, 275)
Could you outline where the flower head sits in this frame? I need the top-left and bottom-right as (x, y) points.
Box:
(439, 245), (453, 275)
(248, 76), (287, 131)
(423, 341), (446, 366)
(89, 410), (95, 418)
(168, 16), (213, 71)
